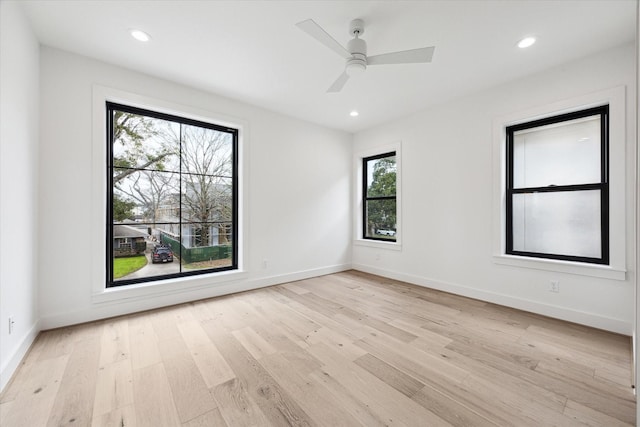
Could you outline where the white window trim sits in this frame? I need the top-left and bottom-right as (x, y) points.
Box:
(91, 85), (249, 304)
(354, 141), (402, 251)
(492, 86), (626, 280)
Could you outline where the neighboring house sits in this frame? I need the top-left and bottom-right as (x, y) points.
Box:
(154, 186), (232, 248)
(113, 224), (148, 257)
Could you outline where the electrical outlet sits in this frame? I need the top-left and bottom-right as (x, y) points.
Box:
(8, 316), (15, 334)
(549, 280), (560, 293)
(262, 259), (268, 269)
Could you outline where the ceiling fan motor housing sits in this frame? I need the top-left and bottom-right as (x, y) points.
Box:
(346, 36), (367, 75)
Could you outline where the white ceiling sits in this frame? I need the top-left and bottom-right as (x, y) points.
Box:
(19, 0), (636, 133)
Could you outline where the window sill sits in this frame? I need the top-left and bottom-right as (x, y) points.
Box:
(92, 269), (248, 304)
(493, 254), (625, 280)
(354, 238), (402, 251)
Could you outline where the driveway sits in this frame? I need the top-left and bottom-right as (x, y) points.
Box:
(123, 252), (180, 279)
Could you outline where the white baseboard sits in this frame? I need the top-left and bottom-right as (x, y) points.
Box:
(0, 319), (40, 393)
(39, 263), (351, 330)
(352, 263), (632, 336)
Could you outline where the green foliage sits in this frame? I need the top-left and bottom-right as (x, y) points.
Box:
(112, 194), (136, 221)
(112, 111), (173, 184)
(366, 156), (397, 236)
(368, 157), (396, 197)
(113, 255), (147, 279)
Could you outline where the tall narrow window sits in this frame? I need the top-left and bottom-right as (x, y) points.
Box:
(506, 105), (608, 264)
(363, 152), (397, 241)
(107, 102), (238, 287)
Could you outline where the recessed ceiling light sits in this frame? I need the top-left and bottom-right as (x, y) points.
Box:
(130, 29), (151, 42)
(517, 37), (536, 49)
(350, 110), (359, 117)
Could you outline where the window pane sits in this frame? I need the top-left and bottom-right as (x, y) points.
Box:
(113, 169), (180, 223)
(365, 199), (397, 240)
(179, 222), (233, 271)
(181, 176), (233, 223)
(513, 115), (601, 188)
(112, 223), (180, 282)
(512, 190), (601, 258)
(111, 111), (180, 172)
(366, 155), (396, 197)
(181, 125), (233, 177)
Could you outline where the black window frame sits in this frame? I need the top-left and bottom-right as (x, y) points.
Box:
(505, 105), (609, 265)
(362, 151), (397, 242)
(106, 102), (239, 288)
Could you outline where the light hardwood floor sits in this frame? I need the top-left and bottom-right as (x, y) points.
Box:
(0, 271), (635, 426)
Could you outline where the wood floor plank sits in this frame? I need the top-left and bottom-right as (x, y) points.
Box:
(162, 350), (218, 423)
(309, 341), (452, 426)
(177, 318), (236, 388)
(440, 341), (573, 413)
(46, 336), (102, 427)
(98, 318), (130, 368)
(182, 407), (228, 427)
(157, 334), (218, 423)
(247, 321), (324, 376)
(2, 270), (634, 426)
(520, 327), (631, 370)
(91, 403), (137, 427)
(177, 320), (213, 349)
(563, 398), (634, 427)
(132, 363), (181, 427)
(128, 316), (161, 370)
(260, 352), (363, 426)
(204, 324), (317, 426)
(0, 329), (47, 403)
(212, 378), (270, 426)
(355, 333), (469, 386)
(1, 354), (69, 426)
(308, 369), (389, 427)
(306, 326), (368, 361)
(232, 326), (277, 360)
(92, 359), (134, 419)
(189, 342), (236, 389)
(353, 353), (424, 398)
(451, 334), (634, 423)
(0, 400), (15, 426)
(411, 385), (498, 427)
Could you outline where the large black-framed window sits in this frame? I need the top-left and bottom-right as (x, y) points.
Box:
(506, 105), (609, 264)
(363, 151), (397, 241)
(107, 102), (238, 288)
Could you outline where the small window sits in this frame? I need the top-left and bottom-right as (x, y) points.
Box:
(107, 102), (238, 287)
(505, 106), (608, 264)
(363, 152), (397, 241)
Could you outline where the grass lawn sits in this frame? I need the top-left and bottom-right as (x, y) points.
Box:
(113, 255), (147, 278)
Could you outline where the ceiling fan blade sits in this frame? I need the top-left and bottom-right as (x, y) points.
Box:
(327, 71), (349, 93)
(296, 19), (352, 59)
(368, 46), (435, 65)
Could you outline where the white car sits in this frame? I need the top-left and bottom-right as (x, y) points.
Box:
(376, 229), (396, 236)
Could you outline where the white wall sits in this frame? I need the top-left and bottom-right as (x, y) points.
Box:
(37, 47), (352, 328)
(353, 43), (636, 335)
(635, 0), (639, 414)
(0, 1), (41, 390)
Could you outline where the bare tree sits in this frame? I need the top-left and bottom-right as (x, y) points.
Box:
(114, 170), (175, 225)
(180, 125), (233, 247)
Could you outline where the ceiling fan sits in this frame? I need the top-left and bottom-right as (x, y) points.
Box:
(296, 18), (435, 93)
